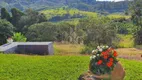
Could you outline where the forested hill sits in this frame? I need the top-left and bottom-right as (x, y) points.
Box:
(0, 0), (129, 13)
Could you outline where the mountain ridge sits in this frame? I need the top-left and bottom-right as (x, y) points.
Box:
(0, 0), (129, 13)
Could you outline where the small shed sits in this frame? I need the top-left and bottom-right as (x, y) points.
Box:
(0, 42), (54, 55)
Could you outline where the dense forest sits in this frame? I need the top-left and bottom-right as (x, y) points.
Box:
(0, 0), (142, 53)
(0, 0), (128, 13)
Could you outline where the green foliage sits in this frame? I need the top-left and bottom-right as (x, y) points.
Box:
(1, 8), (11, 21)
(130, 0), (142, 45)
(26, 21), (86, 44)
(111, 20), (136, 34)
(41, 8), (98, 22)
(18, 9), (47, 33)
(26, 22), (57, 41)
(0, 54), (142, 80)
(130, 0), (142, 26)
(79, 17), (118, 47)
(134, 29), (142, 45)
(81, 46), (94, 54)
(117, 34), (134, 48)
(56, 22), (86, 44)
(25, 9), (47, 23)
(0, 19), (14, 45)
(0, 7), (133, 47)
(0, 0), (129, 13)
(12, 32), (27, 42)
(11, 8), (24, 32)
(107, 14), (130, 19)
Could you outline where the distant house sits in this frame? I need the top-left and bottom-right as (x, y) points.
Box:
(0, 42), (54, 55)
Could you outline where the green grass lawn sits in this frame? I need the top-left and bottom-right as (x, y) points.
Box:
(0, 54), (142, 80)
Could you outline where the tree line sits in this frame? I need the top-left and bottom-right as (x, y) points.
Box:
(0, 0), (141, 48)
(0, 8), (47, 44)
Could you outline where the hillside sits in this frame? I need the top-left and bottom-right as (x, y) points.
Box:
(40, 8), (130, 22)
(0, 0), (129, 13)
(41, 8), (98, 22)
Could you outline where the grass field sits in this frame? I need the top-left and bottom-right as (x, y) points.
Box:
(0, 53), (142, 80)
(0, 54), (88, 80)
(0, 43), (142, 80)
(54, 43), (84, 55)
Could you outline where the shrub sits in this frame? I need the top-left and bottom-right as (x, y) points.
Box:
(12, 32), (27, 42)
(81, 46), (94, 54)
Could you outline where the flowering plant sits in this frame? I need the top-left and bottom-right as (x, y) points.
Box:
(89, 46), (118, 75)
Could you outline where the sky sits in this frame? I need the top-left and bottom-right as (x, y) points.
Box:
(96, 0), (124, 2)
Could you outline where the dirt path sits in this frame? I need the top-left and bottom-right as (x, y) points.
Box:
(116, 48), (142, 61)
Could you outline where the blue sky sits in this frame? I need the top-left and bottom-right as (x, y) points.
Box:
(96, 0), (124, 2)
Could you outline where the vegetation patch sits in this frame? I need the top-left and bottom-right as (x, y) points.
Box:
(107, 14), (130, 19)
(41, 8), (98, 21)
(54, 43), (84, 55)
(0, 54), (142, 80)
(117, 34), (134, 48)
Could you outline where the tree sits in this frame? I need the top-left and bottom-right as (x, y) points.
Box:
(56, 22), (86, 44)
(11, 8), (24, 32)
(26, 22), (57, 41)
(130, 0), (142, 44)
(1, 8), (11, 21)
(0, 19), (14, 45)
(79, 17), (118, 47)
(18, 9), (47, 34)
(111, 18), (136, 34)
(79, 17), (118, 54)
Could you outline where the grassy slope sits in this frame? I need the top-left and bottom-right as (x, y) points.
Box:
(107, 14), (130, 19)
(0, 54), (142, 80)
(41, 8), (98, 19)
(117, 34), (134, 48)
(41, 8), (130, 20)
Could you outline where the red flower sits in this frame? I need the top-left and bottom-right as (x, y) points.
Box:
(109, 58), (113, 62)
(102, 51), (109, 59)
(97, 60), (103, 65)
(102, 51), (109, 56)
(113, 51), (118, 57)
(104, 55), (108, 59)
(102, 52), (107, 56)
(107, 62), (113, 67)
